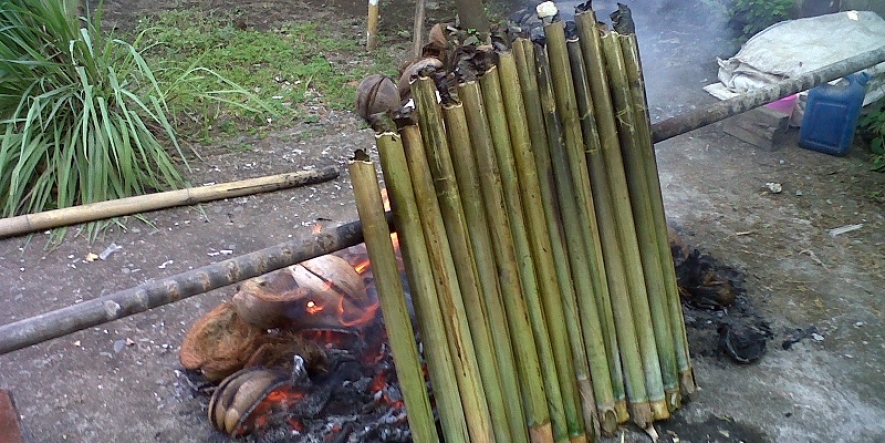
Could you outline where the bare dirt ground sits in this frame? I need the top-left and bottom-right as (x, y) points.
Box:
(2, 1), (885, 442)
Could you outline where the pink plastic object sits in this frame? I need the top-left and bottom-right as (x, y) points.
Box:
(765, 94), (797, 115)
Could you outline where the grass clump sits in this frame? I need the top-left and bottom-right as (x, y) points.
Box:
(0, 0), (191, 217)
(0, 0), (262, 227)
(136, 11), (396, 139)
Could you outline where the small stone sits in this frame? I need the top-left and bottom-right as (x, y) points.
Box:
(113, 340), (126, 353)
(811, 333), (824, 341)
(795, 190), (803, 196)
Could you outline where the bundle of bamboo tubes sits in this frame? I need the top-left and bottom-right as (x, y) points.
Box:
(348, 2), (696, 442)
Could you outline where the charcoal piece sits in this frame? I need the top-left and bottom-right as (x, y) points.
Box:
(781, 326), (819, 350)
(719, 324), (767, 364)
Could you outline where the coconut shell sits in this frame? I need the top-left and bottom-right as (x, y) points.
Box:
(355, 74), (400, 121)
(179, 302), (266, 382)
(397, 57), (444, 101)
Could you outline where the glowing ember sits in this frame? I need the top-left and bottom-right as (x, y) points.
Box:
(191, 234), (418, 443)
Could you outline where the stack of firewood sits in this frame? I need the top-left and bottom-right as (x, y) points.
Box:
(349, 3), (696, 442)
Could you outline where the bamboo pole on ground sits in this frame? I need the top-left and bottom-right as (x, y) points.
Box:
(542, 23), (646, 425)
(443, 101), (530, 443)
(366, 0), (380, 50)
(541, 21), (623, 433)
(619, 34), (696, 396)
(499, 49), (608, 438)
(458, 81), (556, 443)
(400, 124), (496, 443)
(349, 151), (439, 443)
(0, 167), (340, 239)
(412, 76), (513, 443)
(481, 58), (586, 443)
(609, 33), (680, 412)
(598, 32), (667, 422)
(375, 129), (471, 443)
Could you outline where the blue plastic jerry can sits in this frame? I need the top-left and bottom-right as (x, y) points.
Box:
(799, 72), (869, 156)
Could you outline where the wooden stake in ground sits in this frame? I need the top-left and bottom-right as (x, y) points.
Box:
(0, 167), (339, 239)
(399, 124), (496, 443)
(412, 0), (426, 58)
(619, 33), (696, 396)
(375, 129), (471, 443)
(458, 80), (556, 443)
(443, 101), (530, 443)
(348, 150), (439, 443)
(366, 0), (380, 50)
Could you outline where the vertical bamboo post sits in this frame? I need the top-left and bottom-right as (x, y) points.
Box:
(376, 130), (471, 442)
(349, 151), (439, 443)
(480, 62), (586, 443)
(443, 101), (530, 443)
(619, 33), (696, 396)
(412, 76), (512, 443)
(366, 0), (380, 50)
(400, 124), (496, 443)
(458, 80), (556, 443)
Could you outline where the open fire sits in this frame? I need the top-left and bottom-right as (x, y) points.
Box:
(180, 239), (419, 442)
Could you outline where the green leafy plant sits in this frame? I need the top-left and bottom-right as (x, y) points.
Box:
(0, 1), (263, 230)
(860, 102), (885, 172)
(727, 0), (793, 40)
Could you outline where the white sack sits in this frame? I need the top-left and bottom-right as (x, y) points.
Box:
(714, 11), (885, 106)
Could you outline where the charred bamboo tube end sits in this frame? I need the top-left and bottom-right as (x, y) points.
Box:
(665, 388), (682, 413)
(615, 400), (630, 424)
(650, 399), (670, 421)
(530, 422), (556, 443)
(680, 369), (698, 395)
(629, 401), (653, 429)
(600, 407), (619, 435)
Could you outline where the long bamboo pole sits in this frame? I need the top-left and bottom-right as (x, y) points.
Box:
(479, 65), (588, 443)
(0, 216), (371, 356)
(376, 130), (471, 442)
(651, 45), (885, 143)
(366, 0), (380, 50)
(0, 167), (339, 239)
(400, 124), (496, 443)
(458, 80), (556, 443)
(349, 151), (439, 443)
(443, 101), (530, 443)
(619, 34), (696, 396)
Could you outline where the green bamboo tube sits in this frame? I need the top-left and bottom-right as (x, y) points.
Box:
(619, 33), (696, 396)
(610, 33), (680, 412)
(376, 130), (471, 443)
(400, 124), (496, 443)
(514, 38), (627, 430)
(458, 81), (556, 442)
(596, 32), (667, 422)
(348, 152), (439, 443)
(442, 101), (531, 443)
(412, 76), (513, 443)
(537, 32), (649, 427)
(572, 12), (637, 424)
(480, 61), (586, 443)
(499, 49), (612, 437)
